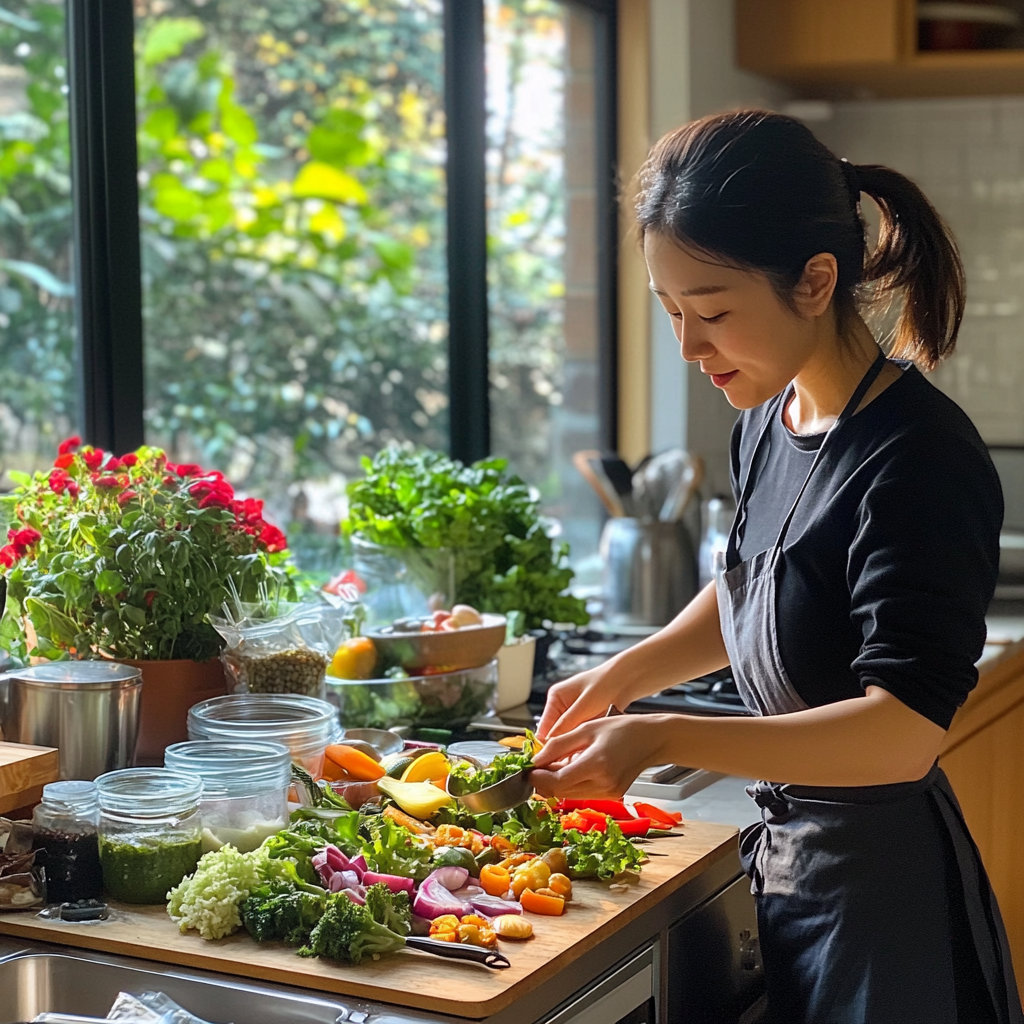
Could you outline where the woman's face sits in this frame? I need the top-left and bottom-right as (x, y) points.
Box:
(644, 231), (831, 410)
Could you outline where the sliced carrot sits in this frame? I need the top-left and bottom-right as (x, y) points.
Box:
(325, 743), (386, 781)
(382, 804), (435, 835)
(521, 888), (565, 916)
(319, 758), (354, 784)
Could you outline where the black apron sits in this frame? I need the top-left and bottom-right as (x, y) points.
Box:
(715, 348), (1023, 1024)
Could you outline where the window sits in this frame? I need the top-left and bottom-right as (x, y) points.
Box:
(134, 0), (448, 547)
(486, 0), (610, 565)
(0, 0), (77, 486)
(13, 0), (617, 567)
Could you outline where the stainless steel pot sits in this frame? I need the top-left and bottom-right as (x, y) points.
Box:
(0, 663), (143, 780)
(600, 517), (698, 627)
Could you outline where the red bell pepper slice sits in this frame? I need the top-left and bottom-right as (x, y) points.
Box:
(614, 816), (652, 837)
(560, 810), (608, 833)
(632, 802), (683, 828)
(555, 798), (633, 819)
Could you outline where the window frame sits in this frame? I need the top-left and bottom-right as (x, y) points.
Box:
(67, 0), (619, 463)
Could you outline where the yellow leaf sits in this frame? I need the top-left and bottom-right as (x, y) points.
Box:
(309, 204), (346, 241)
(253, 186), (280, 209)
(292, 162), (368, 205)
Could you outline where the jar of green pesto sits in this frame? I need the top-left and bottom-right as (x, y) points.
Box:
(95, 768), (203, 905)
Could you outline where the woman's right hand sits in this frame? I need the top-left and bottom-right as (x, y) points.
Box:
(536, 662), (635, 741)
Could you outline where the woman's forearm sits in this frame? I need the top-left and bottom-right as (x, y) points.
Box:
(650, 686), (945, 787)
(605, 581), (730, 703)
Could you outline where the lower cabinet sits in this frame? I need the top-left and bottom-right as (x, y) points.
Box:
(665, 873), (766, 1024)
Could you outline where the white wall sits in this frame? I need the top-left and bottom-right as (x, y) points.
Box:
(646, 0), (792, 497)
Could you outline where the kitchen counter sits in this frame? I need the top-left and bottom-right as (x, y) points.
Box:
(0, 820), (756, 1024)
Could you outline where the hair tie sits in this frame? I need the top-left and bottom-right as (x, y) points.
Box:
(839, 158), (861, 207)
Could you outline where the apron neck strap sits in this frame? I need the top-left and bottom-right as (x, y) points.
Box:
(728, 347), (888, 566)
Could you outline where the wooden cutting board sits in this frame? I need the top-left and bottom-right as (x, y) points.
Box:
(0, 820), (737, 1018)
(0, 741), (59, 815)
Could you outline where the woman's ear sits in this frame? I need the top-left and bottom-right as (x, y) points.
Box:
(792, 252), (838, 319)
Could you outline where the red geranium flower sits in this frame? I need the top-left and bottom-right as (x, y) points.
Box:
(120, 453), (139, 468)
(0, 544), (19, 568)
(94, 476), (122, 490)
(49, 469), (70, 494)
(258, 523), (287, 553)
(53, 452), (75, 469)
(9, 527), (41, 549)
(82, 449), (105, 471)
(105, 457), (124, 472)
(57, 436), (81, 456)
(117, 489), (139, 507)
(174, 463), (203, 478)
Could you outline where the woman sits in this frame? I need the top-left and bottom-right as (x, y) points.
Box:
(531, 111), (1022, 1024)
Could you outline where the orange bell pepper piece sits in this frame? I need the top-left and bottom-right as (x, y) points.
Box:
(324, 744), (385, 782)
(521, 888), (565, 916)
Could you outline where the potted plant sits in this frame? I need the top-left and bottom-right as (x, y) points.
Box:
(0, 437), (294, 761)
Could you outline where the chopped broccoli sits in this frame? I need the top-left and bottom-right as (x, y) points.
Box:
(364, 882), (411, 937)
(299, 890), (408, 964)
(241, 882), (326, 945)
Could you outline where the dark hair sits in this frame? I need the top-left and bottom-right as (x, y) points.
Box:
(635, 110), (964, 370)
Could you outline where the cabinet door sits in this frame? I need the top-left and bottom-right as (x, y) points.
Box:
(736, 0), (909, 74)
(666, 874), (765, 1024)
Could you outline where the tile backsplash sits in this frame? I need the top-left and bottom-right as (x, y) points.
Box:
(813, 97), (1024, 447)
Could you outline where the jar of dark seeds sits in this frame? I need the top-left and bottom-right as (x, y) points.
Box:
(237, 647), (327, 696)
(32, 780), (103, 904)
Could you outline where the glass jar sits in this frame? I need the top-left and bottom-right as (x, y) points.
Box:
(164, 740), (291, 854)
(187, 693), (337, 779)
(94, 768), (203, 904)
(32, 780), (103, 903)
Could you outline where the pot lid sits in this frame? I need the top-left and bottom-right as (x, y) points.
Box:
(4, 662), (143, 688)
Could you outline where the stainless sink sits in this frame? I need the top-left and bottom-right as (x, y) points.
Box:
(0, 937), (451, 1024)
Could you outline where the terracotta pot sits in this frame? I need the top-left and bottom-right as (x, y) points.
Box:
(121, 658), (227, 766)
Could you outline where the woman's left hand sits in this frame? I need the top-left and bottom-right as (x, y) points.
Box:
(530, 714), (673, 799)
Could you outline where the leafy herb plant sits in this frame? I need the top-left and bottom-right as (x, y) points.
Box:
(0, 438), (294, 663)
(343, 448), (588, 630)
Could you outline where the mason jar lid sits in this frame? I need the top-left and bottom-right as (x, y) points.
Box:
(5, 662), (142, 689)
(40, 779), (99, 816)
(164, 740), (291, 798)
(187, 694), (337, 742)
(94, 768), (203, 817)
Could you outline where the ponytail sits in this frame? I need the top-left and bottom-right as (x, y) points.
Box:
(854, 164), (965, 370)
(636, 111), (966, 371)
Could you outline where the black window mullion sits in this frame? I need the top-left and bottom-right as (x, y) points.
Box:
(67, 0), (145, 454)
(443, 0), (490, 465)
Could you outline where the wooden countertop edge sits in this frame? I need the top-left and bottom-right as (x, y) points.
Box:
(942, 638), (1024, 756)
(0, 826), (739, 1018)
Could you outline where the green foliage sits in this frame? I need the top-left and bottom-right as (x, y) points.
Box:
(343, 448), (588, 628)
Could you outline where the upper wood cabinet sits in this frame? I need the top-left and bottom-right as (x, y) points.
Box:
(736, 0), (1024, 98)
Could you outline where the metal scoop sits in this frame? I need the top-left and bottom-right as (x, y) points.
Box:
(447, 706), (624, 813)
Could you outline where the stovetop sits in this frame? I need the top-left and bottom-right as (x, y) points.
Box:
(528, 628), (752, 717)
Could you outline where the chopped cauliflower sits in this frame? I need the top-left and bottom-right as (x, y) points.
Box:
(167, 844), (263, 940)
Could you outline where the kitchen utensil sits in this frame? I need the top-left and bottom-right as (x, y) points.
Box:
(404, 935), (511, 969)
(0, 663), (143, 781)
(632, 450), (686, 520)
(452, 705), (622, 813)
(660, 453), (705, 522)
(572, 449), (626, 517)
(339, 727), (405, 757)
(601, 517), (698, 627)
(367, 613), (506, 674)
(600, 455), (637, 516)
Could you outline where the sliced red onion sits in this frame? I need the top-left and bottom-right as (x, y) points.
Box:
(469, 894), (523, 917)
(413, 873), (472, 920)
(410, 913), (433, 937)
(324, 845), (348, 872)
(311, 850), (329, 873)
(450, 885), (484, 900)
(328, 872), (346, 893)
(425, 866), (469, 891)
(349, 854), (368, 877)
(340, 887), (366, 906)
(340, 869), (362, 890)
(363, 871), (416, 896)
